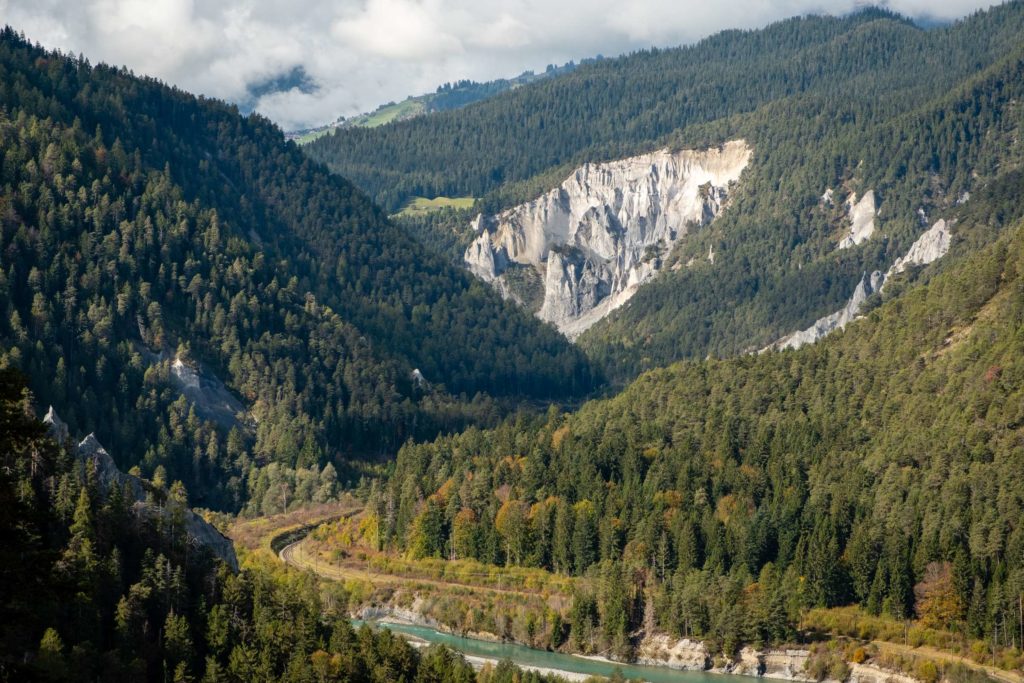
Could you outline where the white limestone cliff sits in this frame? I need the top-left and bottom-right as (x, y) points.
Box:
(837, 190), (877, 249)
(766, 218), (952, 351)
(849, 662), (920, 683)
(885, 218), (950, 279)
(464, 140), (752, 338)
(635, 635), (710, 671)
(772, 270), (885, 351)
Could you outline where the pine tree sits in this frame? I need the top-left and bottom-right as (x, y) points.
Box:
(35, 628), (67, 680)
(164, 610), (194, 681)
(571, 500), (597, 574)
(552, 500), (573, 574)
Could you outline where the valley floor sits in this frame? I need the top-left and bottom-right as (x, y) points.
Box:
(233, 506), (1021, 683)
(278, 540), (542, 600)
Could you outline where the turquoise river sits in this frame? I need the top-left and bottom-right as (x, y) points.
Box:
(356, 620), (755, 683)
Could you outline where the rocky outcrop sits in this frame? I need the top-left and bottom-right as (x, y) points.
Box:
(766, 218), (952, 352)
(837, 191), (877, 250)
(771, 271), (884, 351)
(636, 634), (814, 681)
(43, 405), (68, 443)
(75, 433), (147, 501)
(134, 345), (248, 430)
(356, 605), (440, 628)
(885, 219), (950, 279)
(848, 662), (920, 683)
(762, 650), (816, 681)
(635, 634), (710, 671)
(169, 356), (247, 430)
(465, 141), (752, 337)
(727, 648), (815, 681)
(42, 408), (238, 571)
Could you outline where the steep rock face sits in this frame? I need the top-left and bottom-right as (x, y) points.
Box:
(135, 345), (249, 430)
(43, 405), (68, 443)
(773, 271), (885, 351)
(837, 190), (877, 249)
(767, 218), (952, 351)
(761, 650), (816, 680)
(75, 433), (147, 501)
(465, 141), (752, 337)
(727, 648), (815, 681)
(42, 408), (239, 571)
(355, 606), (440, 629)
(886, 218), (950, 277)
(635, 634), (815, 681)
(169, 356), (247, 430)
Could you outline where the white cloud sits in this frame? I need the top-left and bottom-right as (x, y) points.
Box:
(0, 0), (1003, 130)
(332, 0), (463, 59)
(472, 13), (531, 49)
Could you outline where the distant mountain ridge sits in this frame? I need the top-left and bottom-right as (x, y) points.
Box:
(287, 60), (580, 143)
(305, 7), (929, 211)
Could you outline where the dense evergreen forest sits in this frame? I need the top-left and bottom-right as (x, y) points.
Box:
(0, 29), (599, 510)
(0, 369), (570, 682)
(3, 3), (1024, 679)
(302, 61), (580, 135)
(308, 4), (1024, 383)
(375, 175), (1024, 658)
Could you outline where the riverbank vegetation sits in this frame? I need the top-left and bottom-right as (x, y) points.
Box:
(804, 607), (1024, 676)
(280, 510), (1024, 683)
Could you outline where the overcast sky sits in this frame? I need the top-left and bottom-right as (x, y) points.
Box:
(0, 0), (1002, 131)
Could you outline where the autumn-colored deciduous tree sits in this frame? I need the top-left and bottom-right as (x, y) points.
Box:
(915, 562), (963, 630)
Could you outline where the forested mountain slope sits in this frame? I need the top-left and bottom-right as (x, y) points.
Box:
(377, 173), (1024, 657)
(289, 61), (579, 142)
(308, 4), (1024, 384)
(579, 42), (1024, 377)
(306, 5), (1024, 212)
(0, 29), (598, 510)
(0, 369), (554, 681)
